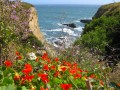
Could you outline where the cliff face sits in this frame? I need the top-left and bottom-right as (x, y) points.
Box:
(29, 7), (45, 43)
(93, 2), (120, 18)
(29, 7), (57, 57)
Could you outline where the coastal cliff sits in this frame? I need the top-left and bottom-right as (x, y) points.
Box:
(0, 1), (45, 60)
(29, 7), (45, 43)
(93, 2), (120, 18)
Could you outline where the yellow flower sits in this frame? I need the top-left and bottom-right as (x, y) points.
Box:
(58, 66), (68, 71)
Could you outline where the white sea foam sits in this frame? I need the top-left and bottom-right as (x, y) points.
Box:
(62, 28), (74, 35)
(45, 29), (62, 32)
(44, 28), (75, 35)
(74, 20), (80, 23)
(83, 17), (92, 19)
(74, 26), (84, 31)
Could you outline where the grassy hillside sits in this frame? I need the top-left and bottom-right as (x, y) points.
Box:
(93, 2), (120, 18)
(0, 1), (43, 61)
(74, 2), (120, 85)
(75, 2), (120, 54)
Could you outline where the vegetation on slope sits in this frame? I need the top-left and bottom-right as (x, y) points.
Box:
(93, 2), (120, 18)
(75, 2), (120, 54)
(75, 15), (120, 53)
(74, 2), (120, 84)
(0, 1), (43, 60)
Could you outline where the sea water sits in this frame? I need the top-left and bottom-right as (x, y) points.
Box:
(35, 4), (100, 48)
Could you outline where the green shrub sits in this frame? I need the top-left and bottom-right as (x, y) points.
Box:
(27, 35), (43, 47)
(81, 26), (108, 52)
(75, 15), (120, 53)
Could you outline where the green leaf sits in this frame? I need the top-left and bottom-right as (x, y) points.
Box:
(0, 84), (15, 90)
(22, 86), (28, 90)
(69, 76), (78, 89)
(17, 86), (22, 90)
(7, 68), (14, 74)
(6, 84), (16, 90)
(0, 74), (3, 80)
(53, 78), (62, 84)
(2, 66), (6, 71)
(3, 78), (13, 85)
(0, 86), (6, 90)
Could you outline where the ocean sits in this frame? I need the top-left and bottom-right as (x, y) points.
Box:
(35, 5), (100, 48)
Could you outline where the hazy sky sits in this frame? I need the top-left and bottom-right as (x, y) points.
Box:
(22, 0), (120, 5)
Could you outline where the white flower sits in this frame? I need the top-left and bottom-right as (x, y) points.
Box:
(28, 52), (37, 60)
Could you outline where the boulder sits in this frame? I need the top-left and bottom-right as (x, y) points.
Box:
(80, 19), (92, 23)
(54, 41), (63, 47)
(63, 23), (76, 28)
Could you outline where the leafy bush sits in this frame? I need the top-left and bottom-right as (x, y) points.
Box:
(81, 26), (107, 52)
(27, 35), (43, 47)
(75, 15), (120, 53)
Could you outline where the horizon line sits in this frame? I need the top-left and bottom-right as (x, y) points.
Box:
(33, 3), (103, 5)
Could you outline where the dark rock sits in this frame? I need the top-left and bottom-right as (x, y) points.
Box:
(54, 41), (63, 46)
(58, 37), (65, 40)
(80, 19), (92, 23)
(63, 23), (76, 28)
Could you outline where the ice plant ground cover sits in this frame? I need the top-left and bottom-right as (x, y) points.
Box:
(1, 52), (119, 90)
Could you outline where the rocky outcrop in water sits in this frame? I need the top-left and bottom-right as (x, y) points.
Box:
(63, 23), (76, 28)
(80, 19), (92, 23)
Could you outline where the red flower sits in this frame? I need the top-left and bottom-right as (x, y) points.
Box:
(100, 80), (104, 86)
(16, 51), (20, 55)
(22, 63), (32, 75)
(54, 58), (59, 62)
(89, 74), (96, 78)
(54, 71), (59, 77)
(74, 73), (82, 79)
(50, 65), (56, 70)
(22, 75), (34, 82)
(77, 68), (83, 72)
(41, 53), (51, 63)
(17, 55), (22, 60)
(60, 84), (72, 90)
(61, 67), (67, 72)
(4, 60), (12, 67)
(63, 61), (71, 67)
(72, 63), (78, 67)
(36, 57), (39, 62)
(69, 68), (77, 75)
(43, 64), (49, 71)
(40, 87), (49, 90)
(38, 73), (49, 83)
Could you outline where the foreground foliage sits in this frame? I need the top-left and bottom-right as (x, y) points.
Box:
(0, 52), (120, 90)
